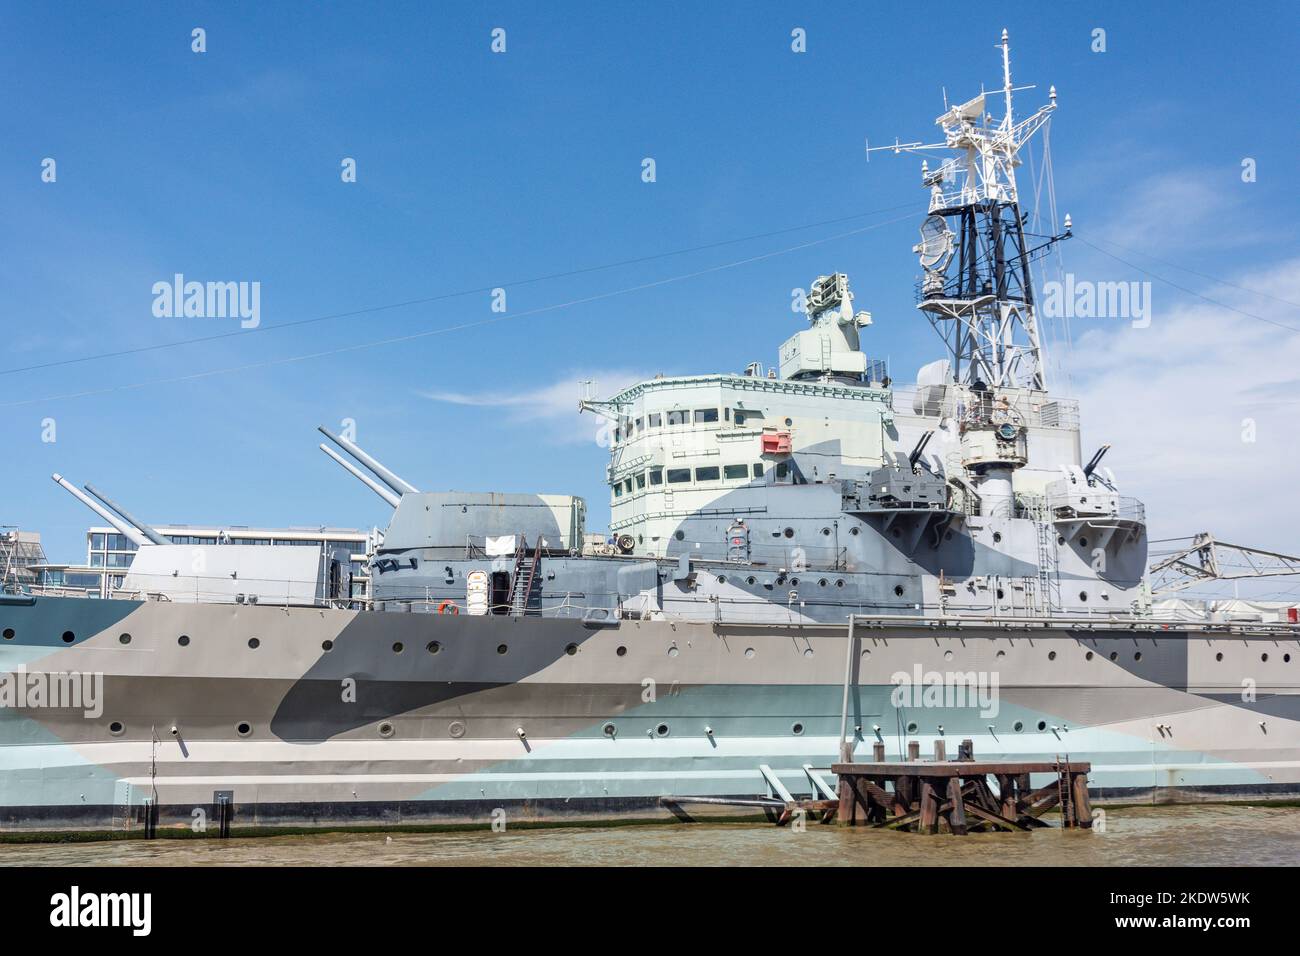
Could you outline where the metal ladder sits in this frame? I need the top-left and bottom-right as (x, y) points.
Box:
(1035, 521), (1061, 613)
(509, 536), (543, 616)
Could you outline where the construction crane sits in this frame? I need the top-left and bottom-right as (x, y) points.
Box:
(1148, 533), (1300, 596)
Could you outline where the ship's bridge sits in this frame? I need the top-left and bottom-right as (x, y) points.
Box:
(583, 372), (893, 557)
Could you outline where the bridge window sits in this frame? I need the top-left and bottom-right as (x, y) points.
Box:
(667, 469), (692, 484)
(694, 408), (719, 424)
(613, 485), (623, 498)
(695, 466), (720, 482)
(753, 463), (764, 477)
(635, 473), (646, 489)
(649, 469), (663, 486)
(648, 413), (662, 428)
(666, 410), (688, 426)
(723, 464), (749, 480)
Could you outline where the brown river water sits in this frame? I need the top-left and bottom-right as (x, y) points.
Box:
(0, 805), (1297, 866)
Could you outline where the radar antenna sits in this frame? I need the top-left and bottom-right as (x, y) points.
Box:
(868, 29), (1070, 391)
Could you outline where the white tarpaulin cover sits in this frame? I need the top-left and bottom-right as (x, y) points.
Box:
(485, 535), (517, 556)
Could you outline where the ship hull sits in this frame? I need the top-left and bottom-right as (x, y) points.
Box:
(0, 595), (1297, 835)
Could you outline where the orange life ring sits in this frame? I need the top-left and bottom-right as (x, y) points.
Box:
(437, 600), (459, 615)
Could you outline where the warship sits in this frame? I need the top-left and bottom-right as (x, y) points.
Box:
(2, 33), (1297, 834)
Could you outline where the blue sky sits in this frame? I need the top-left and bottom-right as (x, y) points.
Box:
(3, 1), (1297, 566)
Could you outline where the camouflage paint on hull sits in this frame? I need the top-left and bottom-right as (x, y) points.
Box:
(0, 595), (1297, 833)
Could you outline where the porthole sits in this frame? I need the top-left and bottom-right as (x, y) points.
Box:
(1215, 652), (1223, 662)
(802, 648), (813, 658)
(178, 635), (190, 647)
(906, 722), (918, 733)
(1085, 651), (1094, 661)
(996, 650), (1006, 659)
(236, 722), (252, 738)
(668, 646), (679, 658)
(1, 628), (12, 640)
(1037, 721), (1047, 731)
(496, 644), (508, 655)
(992, 532), (1002, 543)
(818, 578), (828, 587)
(894, 585), (905, 597)
(1057, 535), (1066, 546)
(821, 527), (831, 536)
(1285, 654), (1292, 663)
(784, 417), (793, 426)
(322, 639), (334, 651)
(602, 721), (617, 737)
(392, 642), (404, 653)
(717, 575), (726, 584)
(744, 647), (755, 659)
(1078, 591), (1088, 602)
(1109, 651), (1118, 661)
(790, 577), (799, 586)
(849, 527), (860, 536)
(674, 530), (685, 541)
(1048, 651), (1057, 661)
(783, 527), (794, 538)
(247, 637), (260, 649)
(616, 646), (627, 657)
(1134, 652), (1142, 662)
(943, 651), (953, 662)
(565, 643), (578, 656)
(791, 722), (804, 736)
(61, 631), (75, 644)
(891, 528), (901, 538)
(109, 721), (125, 736)
(1261, 653), (1269, 662)
(378, 721), (395, 738)
(448, 720), (466, 738)
(1013, 721), (1024, 732)
(119, 633), (131, 645)
(1079, 537), (1089, 548)
(747, 576), (756, 585)
(655, 723), (670, 738)
(835, 579), (845, 588)
(427, 641), (441, 654)
(996, 588), (1005, 600)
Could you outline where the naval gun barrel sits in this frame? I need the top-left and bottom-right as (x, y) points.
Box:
(1082, 443), (1112, 479)
(83, 483), (168, 545)
(908, 430), (936, 471)
(319, 444), (401, 508)
(50, 474), (150, 548)
(317, 426), (419, 496)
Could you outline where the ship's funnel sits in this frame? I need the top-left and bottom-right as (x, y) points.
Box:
(83, 483), (168, 545)
(51, 474), (150, 548)
(319, 444), (401, 508)
(317, 426), (419, 496)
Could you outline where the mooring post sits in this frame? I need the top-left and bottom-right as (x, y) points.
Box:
(918, 780), (939, 834)
(872, 741), (885, 761)
(907, 740), (920, 761)
(1072, 772), (1094, 828)
(837, 616), (857, 763)
(933, 739), (946, 762)
(946, 776), (968, 835)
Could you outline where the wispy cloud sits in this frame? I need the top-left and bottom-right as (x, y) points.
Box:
(420, 369), (656, 443)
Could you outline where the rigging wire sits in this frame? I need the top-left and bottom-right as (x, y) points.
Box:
(0, 212), (917, 408)
(0, 201), (917, 379)
(1072, 235), (1300, 334)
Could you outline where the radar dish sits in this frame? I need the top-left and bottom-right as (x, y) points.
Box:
(916, 215), (954, 272)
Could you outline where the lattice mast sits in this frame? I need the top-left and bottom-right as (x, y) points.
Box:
(870, 29), (1067, 392)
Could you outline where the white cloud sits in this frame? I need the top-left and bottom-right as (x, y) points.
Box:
(1071, 257), (1300, 552)
(419, 369), (656, 444)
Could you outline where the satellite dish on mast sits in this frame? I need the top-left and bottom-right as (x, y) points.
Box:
(915, 215), (954, 272)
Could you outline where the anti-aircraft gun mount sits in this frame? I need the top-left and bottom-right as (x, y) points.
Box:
(841, 431), (959, 552)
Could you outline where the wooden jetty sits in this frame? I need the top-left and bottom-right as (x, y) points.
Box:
(830, 744), (1092, 834)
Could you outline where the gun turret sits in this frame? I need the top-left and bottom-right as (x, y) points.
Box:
(51, 474), (151, 548)
(84, 484), (168, 545)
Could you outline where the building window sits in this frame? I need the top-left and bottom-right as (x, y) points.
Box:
(623, 478), (633, 493)
(666, 410), (688, 426)
(634, 417), (643, 433)
(724, 464), (749, 480)
(648, 413), (662, 428)
(695, 466), (720, 482)
(635, 473), (646, 489)
(694, 408), (719, 424)
(613, 485), (624, 498)
(753, 463), (765, 477)
(666, 468), (692, 484)
(649, 469), (663, 486)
